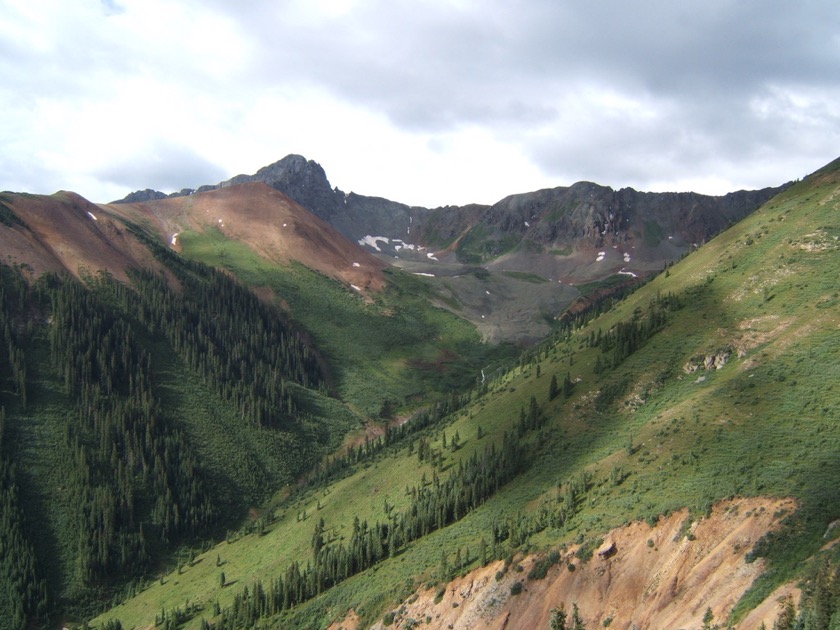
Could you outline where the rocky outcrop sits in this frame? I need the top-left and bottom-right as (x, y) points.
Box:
(479, 181), (788, 252)
(111, 188), (169, 204)
(683, 347), (733, 373)
(218, 155), (340, 222)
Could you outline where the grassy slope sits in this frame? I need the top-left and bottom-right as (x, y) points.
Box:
(176, 227), (515, 417)
(95, 160), (840, 628)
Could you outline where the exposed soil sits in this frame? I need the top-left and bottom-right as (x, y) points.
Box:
(0, 191), (166, 282)
(104, 182), (387, 293)
(367, 497), (797, 630)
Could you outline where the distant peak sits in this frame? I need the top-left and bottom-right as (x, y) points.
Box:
(110, 189), (168, 204)
(253, 154), (328, 182)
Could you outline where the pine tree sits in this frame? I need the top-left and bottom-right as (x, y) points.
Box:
(563, 372), (574, 398)
(773, 595), (796, 630)
(571, 602), (585, 630)
(549, 374), (559, 401)
(549, 604), (567, 630)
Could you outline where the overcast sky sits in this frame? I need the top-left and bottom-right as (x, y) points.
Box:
(2, 0), (838, 207)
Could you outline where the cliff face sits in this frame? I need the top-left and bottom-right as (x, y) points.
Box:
(471, 181), (787, 256)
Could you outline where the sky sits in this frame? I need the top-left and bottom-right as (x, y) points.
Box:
(1, 0), (839, 207)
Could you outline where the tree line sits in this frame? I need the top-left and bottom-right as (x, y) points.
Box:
(588, 291), (682, 373)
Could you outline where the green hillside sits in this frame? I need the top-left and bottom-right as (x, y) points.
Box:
(0, 221), (507, 625)
(85, 158), (840, 629)
(174, 226), (516, 418)
(1, 157), (838, 628)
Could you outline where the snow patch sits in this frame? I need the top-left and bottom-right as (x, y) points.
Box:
(359, 235), (425, 254)
(171, 232), (180, 246)
(426, 252), (439, 261)
(358, 235), (390, 251)
(624, 252), (631, 263)
(485, 290), (491, 295)
(413, 272), (435, 277)
(282, 223), (287, 227)
(524, 221), (530, 227)
(352, 262), (361, 268)
(350, 284), (361, 292)
(392, 238), (416, 252)
(86, 211), (97, 221)
(596, 252), (606, 262)
(618, 269), (638, 278)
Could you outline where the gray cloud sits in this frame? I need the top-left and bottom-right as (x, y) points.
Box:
(210, 0), (839, 192)
(0, 0), (838, 202)
(97, 141), (228, 194)
(237, 1), (839, 124)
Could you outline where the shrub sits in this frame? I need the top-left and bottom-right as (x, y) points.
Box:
(528, 550), (561, 580)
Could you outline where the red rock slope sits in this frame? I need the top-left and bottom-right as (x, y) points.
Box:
(103, 182), (387, 292)
(364, 497), (797, 630)
(0, 191), (164, 282)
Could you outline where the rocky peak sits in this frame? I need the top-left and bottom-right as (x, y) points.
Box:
(110, 188), (168, 204)
(214, 154), (339, 222)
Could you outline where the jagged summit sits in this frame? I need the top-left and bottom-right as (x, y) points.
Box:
(111, 188), (169, 204)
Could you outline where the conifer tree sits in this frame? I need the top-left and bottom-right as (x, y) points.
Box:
(549, 374), (559, 401)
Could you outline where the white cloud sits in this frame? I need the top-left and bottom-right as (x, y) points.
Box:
(0, 0), (838, 205)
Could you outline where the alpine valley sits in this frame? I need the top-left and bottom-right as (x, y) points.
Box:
(0, 154), (838, 630)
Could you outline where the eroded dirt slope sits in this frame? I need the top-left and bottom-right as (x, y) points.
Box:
(366, 497), (797, 630)
(0, 190), (165, 282)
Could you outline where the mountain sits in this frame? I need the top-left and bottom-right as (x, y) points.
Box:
(80, 156), (840, 629)
(117, 156), (785, 271)
(114, 155), (788, 342)
(2, 155), (837, 629)
(0, 182), (510, 626)
(0, 190), (165, 283)
(105, 181), (387, 293)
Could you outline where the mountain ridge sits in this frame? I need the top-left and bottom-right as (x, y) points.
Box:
(112, 154), (789, 270)
(108, 154), (789, 342)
